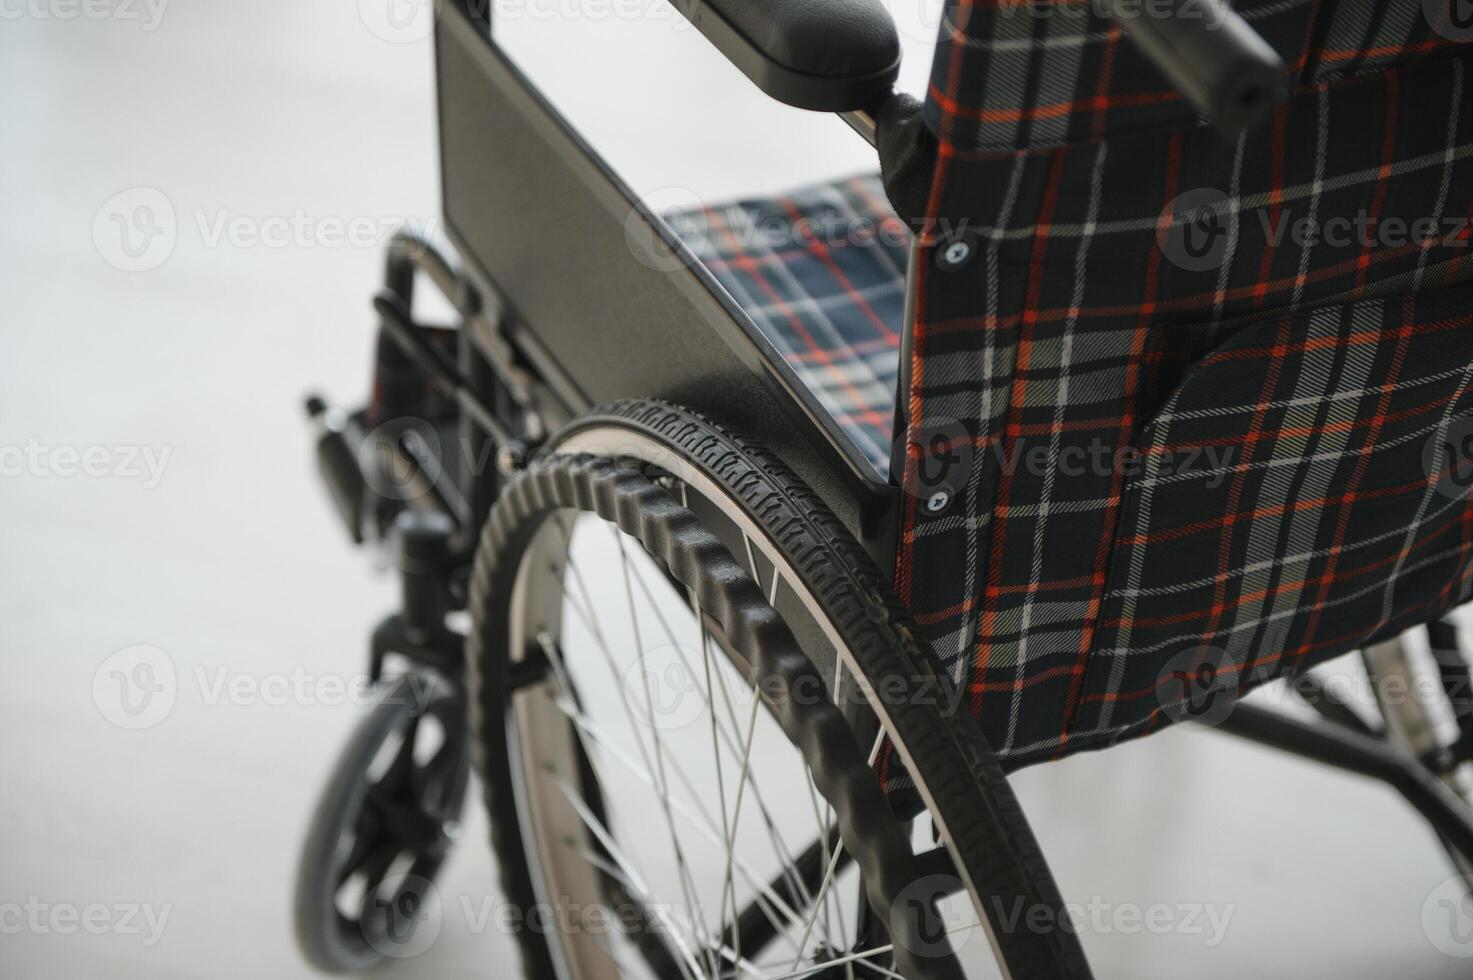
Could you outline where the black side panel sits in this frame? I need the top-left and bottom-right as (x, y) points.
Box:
(433, 4), (898, 561)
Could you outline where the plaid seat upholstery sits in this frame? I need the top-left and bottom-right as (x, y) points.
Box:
(893, 1), (1473, 770)
(670, 176), (910, 473)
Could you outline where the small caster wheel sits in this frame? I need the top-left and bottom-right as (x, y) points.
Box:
(293, 671), (469, 972)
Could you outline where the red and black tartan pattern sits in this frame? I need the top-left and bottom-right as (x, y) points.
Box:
(671, 175), (909, 473)
(899, 11), (1473, 768)
(924, 0), (1468, 155)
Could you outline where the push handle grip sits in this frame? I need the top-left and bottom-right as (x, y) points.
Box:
(1105, 0), (1285, 131)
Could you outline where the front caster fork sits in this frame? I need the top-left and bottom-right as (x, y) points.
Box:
(369, 508), (468, 686)
(294, 510), (475, 974)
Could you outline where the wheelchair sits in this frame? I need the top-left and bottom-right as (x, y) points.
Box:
(293, 0), (1473, 975)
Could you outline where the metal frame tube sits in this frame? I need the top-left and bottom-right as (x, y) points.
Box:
(1218, 703), (1473, 862)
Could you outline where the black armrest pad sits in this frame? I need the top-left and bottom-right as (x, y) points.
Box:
(678, 0), (900, 111)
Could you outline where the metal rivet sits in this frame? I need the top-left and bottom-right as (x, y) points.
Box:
(937, 238), (973, 270)
(926, 490), (951, 514)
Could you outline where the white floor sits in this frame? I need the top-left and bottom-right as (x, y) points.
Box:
(1, 2), (1469, 977)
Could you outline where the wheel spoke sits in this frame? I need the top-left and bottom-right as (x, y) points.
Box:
(355, 837), (403, 897)
(722, 830), (852, 966)
(786, 830), (849, 972)
(694, 588), (741, 966)
(550, 695), (810, 946)
(513, 501), (948, 980)
(379, 718), (419, 793)
(613, 529), (719, 976)
(415, 737), (460, 807)
(552, 775), (709, 980)
(617, 545), (829, 956)
(334, 827), (379, 889)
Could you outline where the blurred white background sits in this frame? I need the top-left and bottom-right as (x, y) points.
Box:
(1, 1), (1469, 977)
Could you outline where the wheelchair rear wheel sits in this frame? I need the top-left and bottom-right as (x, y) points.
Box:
(468, 401), (1092, 980)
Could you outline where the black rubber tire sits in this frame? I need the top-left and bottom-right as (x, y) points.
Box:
(469, 399), (1092, 980)
(293, 672), (468, 974)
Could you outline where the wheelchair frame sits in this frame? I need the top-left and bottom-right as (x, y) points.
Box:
(414, 0), (1473, 904)
(298, 0), (1473, 972)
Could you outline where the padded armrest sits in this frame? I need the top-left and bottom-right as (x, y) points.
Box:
(675, 0), (900, 112)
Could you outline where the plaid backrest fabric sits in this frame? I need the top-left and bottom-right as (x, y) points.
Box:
(923, 0), (1468, 155)
(896, 1), (1473, 769)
